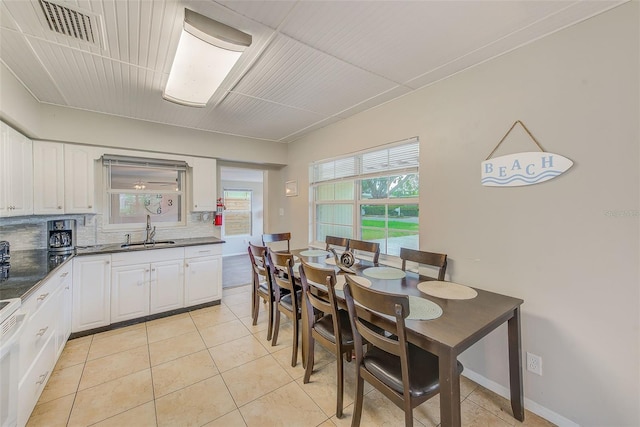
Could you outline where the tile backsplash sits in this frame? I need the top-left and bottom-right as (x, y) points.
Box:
(0, 213), (220, 251)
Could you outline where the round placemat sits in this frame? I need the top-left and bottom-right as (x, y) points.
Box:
(417, 281), (478, 300)
(407, 296), (443, 320)
(334, 275), (372, 291)
(299, 249), (330, 257)
(363, 267), (406, 280)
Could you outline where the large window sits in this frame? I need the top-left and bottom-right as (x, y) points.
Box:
(310, 139), (419, 256)
(223, 190), (252, 236)
(104, 155), (186, 227)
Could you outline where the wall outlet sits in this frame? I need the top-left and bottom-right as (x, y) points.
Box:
(526, 352), (543, 376)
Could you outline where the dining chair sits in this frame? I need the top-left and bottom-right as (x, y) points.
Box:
(262, 232), (291, 252)
(347, 239), (380, 265)
(248, 242), (275, 341)
(399, 248), (447, 281)
(266, 248), (301, 367)
(343, 275), (463, 427)
(325, 235), (350, 251)
(299, 261), (354, 418)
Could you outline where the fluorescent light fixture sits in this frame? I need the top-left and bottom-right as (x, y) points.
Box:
(163, 9), (251, 107)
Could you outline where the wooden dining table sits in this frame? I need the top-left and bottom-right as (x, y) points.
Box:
(291, 248), (525, 427)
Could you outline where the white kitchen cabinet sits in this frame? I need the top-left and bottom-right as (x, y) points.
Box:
(150, 259), (184, 314)
(184, 245), (222, 306)
(111, 264), (150, 323)
(191, 157), (217, 212)
(0, 121), (33, 217)
(72, 254), (111, 332)
(64, 144), (96, 213)
(33, 140), (65, 215)
(17, 262), (71, 427)
(111, 248), (184, 323)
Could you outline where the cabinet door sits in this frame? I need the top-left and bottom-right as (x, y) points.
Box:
(150, 259), (184, 314)
(72, 255), (111, 332)
(0, 122), (33, 217)
(33, 141), (65, 214)
(111, 264), (150, 323)
(64, 144), (96, 213)
(184, 256), (221, 306)
(191, 157), (217, 212)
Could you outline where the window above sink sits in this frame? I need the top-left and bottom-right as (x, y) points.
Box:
(103, 155), (187, 229)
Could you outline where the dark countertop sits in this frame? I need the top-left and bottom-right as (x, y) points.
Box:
(0, 237), (224, 302)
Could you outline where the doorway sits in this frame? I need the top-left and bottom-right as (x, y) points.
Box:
(220, 167), (264, 288)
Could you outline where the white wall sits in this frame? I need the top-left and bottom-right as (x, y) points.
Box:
(285, 4), (639, 426)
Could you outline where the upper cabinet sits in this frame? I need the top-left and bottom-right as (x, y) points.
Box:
(0, 122), (33, 217)
(191, 157), (217, 212)
(64, 144), (96, 213)
(33, 141), (65, 214)
(32, 142), (97, 215)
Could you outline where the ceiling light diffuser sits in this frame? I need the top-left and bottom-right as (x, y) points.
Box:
(163, 9), (251, 107)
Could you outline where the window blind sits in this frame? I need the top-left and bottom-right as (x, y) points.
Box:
(310, 138), (418, 185)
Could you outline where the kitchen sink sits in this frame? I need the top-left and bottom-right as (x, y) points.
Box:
(120, 240), (176, 249)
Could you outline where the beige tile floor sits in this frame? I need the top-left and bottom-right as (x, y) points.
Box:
(28, 285), (555, 427)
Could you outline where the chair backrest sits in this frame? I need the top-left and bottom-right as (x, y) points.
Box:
(267, 249), (296, 295)
(299, 261), (344, 343)
(347, 239), (380, 264)
(262, 232), (291, 252)
(399, 247), (447, 281)
(248, 242), (270, 289)
(343, 274), (411, 389)
(325, 235), (349, 251)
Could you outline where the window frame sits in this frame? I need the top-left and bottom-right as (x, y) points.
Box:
(310, 138), (419, 257)
(102, 156), (187, 231)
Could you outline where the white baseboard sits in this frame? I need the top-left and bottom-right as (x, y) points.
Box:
(462, 369), (579, 427)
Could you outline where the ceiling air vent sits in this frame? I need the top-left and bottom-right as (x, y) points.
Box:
(37, 0), (102, 47)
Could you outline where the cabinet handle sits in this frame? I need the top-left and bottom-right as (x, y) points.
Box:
(185, 263), (189, 268)
(37, 293), (49, 301)
(105, 261), (110, 265)
(61, 272), (68, 278)
(88, 205), (92, 208)
(151, 268), (155, 272)
(36, 326), (49, 337)
(36, 371), (49, 385)
(58, 206), (62, 209)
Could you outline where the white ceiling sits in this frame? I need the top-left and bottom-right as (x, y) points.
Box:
(0, 0), (625, 143)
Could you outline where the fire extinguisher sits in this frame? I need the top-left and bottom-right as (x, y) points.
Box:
(214, 198), (225, 226)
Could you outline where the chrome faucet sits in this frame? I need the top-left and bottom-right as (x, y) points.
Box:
(145, 215), (156, 244)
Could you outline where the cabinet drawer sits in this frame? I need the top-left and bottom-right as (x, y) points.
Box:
(20, 269), (64, 316)
(18, 332), (56, 427)
(112, 247), (184, 266)
(19, 287), (59, 379)
(185, 244), (221, 258)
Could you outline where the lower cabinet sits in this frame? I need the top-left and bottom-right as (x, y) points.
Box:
(110, 248), (184, 323)
(72, 254), (111, 332)
(184, 245), (222, 306)
(17, 262), (72, 427)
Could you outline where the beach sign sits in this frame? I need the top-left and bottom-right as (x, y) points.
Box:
(482, 120), (573, 187)
(481, 152), (573, 187)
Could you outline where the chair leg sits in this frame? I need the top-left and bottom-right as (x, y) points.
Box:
(271, 308), (281, 346)
(404, 407), (413, 427)
(291, 317), (299, 367)
(303, 337), (315, 384)
(252, 294), (260, 326)
(336, 350), (345, 418)
(351, 373), (364, 427)
(266, 299), (274, 341)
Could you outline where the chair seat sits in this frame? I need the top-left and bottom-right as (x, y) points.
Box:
(257, 282), (269, 296)
(363, 344), (463, 398)
(314, 309), (354, 345)
(280, 290), (301, 312)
